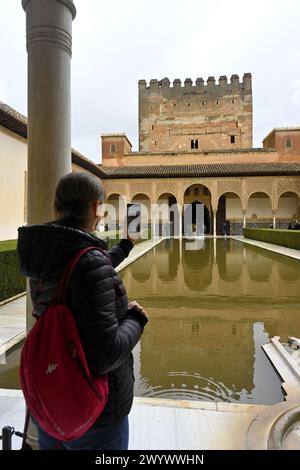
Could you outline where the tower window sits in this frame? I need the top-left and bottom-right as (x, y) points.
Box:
(230, 135), (236, 144)
(110, 144), (117, 154)
(232, 99), (235, 104)
(152, 125), (154, 130)
(154, 141), (157, 146)
(191, 139), (199, 149)
(285, 138), (293, 149)
(188, 103), (191, 106)
(216, 101), (219, 105)
(202, 101), (205, 106)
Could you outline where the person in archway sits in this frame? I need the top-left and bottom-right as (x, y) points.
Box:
(17, 172), (148, 450)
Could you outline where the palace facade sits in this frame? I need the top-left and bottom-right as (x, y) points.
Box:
(1, 73), (300, 240)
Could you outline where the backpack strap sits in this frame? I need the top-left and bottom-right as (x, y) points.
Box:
(56, 246), (111, 303)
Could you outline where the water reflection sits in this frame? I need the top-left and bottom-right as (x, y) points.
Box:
(3, 239), (300, 404)
(0, 344), (21, 389)
(121, 239), (300, 404)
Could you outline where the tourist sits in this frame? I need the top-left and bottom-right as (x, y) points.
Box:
(17, 172), (148, 450)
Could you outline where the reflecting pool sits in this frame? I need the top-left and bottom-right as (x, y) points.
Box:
(1, 238), (300, 405)
(121, 238), (300, 404)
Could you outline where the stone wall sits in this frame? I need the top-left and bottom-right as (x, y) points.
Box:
(138, 74), (252, 153)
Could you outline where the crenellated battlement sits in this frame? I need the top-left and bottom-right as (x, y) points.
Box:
(138, 73), (252, 96)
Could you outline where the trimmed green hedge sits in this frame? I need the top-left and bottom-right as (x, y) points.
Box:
(0, 240), (17, 252)
(243, 228), (300, 250)
(0, 241), (26, 302)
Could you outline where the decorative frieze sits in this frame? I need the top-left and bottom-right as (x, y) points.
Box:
(246, 179), (272, 198)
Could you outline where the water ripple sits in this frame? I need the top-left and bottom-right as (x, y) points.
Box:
(138, 371), (251, 403)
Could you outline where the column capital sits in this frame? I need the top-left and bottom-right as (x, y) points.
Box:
(22, 0), (76, 56)
(22, 0), (76, 19)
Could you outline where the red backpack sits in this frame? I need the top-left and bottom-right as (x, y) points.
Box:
(19, 247), (109, 441)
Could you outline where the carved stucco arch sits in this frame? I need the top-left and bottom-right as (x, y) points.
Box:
(181, 180), (213, 196)
(130, 192), (152, 202)
(278, 189), (300, 199)
(106, 192), (126, 200)
(274, 179), (300, 211)
(247, 190), (273, 203)
(154, 181), (181, 203)
(156, 192), (178, 203)
(217, 191), (243, 208)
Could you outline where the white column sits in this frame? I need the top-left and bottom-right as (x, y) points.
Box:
(151, 204), (157, 239)
(242, 210), (246, 229)
(22, 0), (76, 227)
(273, 211), (276, 229)
(178, 204), (183, 238)
(213, 211), (217, 237)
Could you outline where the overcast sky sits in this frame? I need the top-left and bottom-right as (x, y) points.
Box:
(1, 0), (300, 163)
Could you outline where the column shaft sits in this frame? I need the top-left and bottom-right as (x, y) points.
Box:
(213, 211), (217, 237)
(23, 0), (76, 226)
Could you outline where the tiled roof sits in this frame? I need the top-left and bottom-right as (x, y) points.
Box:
(103, 162), (300, 178)
(128, 147), (275, 156)
(0, 101), (27, 138)
(263, 126), (300, 141)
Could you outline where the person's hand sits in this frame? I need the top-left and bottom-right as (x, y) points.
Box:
(128, 300), (148, 320)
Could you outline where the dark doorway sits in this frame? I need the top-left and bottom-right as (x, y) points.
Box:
(183, 202), (211, 235)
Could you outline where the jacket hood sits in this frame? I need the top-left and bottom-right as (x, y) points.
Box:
(17, 221), (107, 279)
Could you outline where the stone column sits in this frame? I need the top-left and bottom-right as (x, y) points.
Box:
(213, 210), (217, 237)
(22, 0), (76, 449)
(178, 204), (183, 238)
(242, 210), (247, 229)
(22, 0), (76, 226)
(151, 204), (157, 239)
(272, 211), (277, 229)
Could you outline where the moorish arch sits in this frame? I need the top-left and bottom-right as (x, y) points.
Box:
(277, 191), (300, 228)
(157, 192), (179, 237)
(246, 191), (273, 228)
(130, 193), (152, 234)
(216, 192), (243, 235)
(104, 193), (126, 230)
(183, 184), (212, 235)
(276, 180), (300, 208)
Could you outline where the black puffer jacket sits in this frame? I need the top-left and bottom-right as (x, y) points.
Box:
(17, 220), (148, 427)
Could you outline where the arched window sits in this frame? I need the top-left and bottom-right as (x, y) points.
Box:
(110, 144), (117, 154)
(285, 138), (293, 149)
